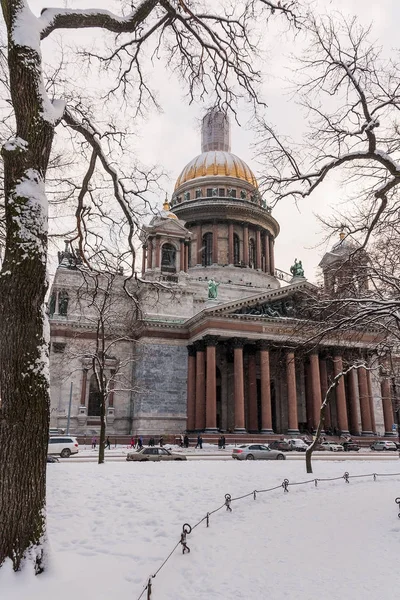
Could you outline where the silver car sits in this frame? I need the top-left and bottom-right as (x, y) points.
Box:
(126, 447), (187, 461)
(232, 444), (286, 461)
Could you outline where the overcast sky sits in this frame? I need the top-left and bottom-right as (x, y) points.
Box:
(28, 0), (400, 282)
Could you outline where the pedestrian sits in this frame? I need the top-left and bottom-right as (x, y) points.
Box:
(159, 436), (164, 447)
(130, 436), (136, 448)
(221, 435), (226, 449)
(184, 434), (189, 448)
(218, 436), (222, 449)
(138, 435), (143, 449)
(92, 436), (97, 450)
(180, 434), (184, 447)
(195, 434), (203, 449)
(105, 436), (111, 450)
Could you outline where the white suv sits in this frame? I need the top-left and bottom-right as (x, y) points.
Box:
(48, 436), (79, 458)
(370, 440), (397, 452)
(287, 439), (308, 452)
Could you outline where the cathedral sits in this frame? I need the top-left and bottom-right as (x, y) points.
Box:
(48, 110), (396, 438)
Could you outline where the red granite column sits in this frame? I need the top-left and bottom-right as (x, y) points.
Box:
(310, 353), (322, 430)
(287, 351), (299, 434)
(205, 336), (219, 432)
(358, 366), (373, 434)
(319, 357), (331, 429)
(305, 362), (314, 431)
(232, 339), (246, 432)
(259, 342), (273, 433)
(80, 368), (88, 406)
(141, 245), (147, 276)
(332, 355), (349, 434)
(180, 239), (185, 271)
(366, 368), (377, 434)
(196, 225), (202, 265)
(347, 367), (360, 435)
(228, 222), (234, 264)
(381, 372), (395, 436)
(147, 238), (153, 269)
(108, 370), (115, 407)
(243, 225), (249, 266)
(256, 229), (262, 270)
(184, 242), (189, 271)
(269, 236), (275, 276)
(155, 236), (161, 268)
(212, 222), (219, 264)
(194, 341), (206, 430)
(248, 349), (258, 432)
(186, 345), (196, 431)
(264, 233), (270, 274)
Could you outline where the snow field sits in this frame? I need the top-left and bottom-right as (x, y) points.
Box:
(2, 460), (400, 600)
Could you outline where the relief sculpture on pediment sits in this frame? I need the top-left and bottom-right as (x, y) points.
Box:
(234, 298), (296, 318)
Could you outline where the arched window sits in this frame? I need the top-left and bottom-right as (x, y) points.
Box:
(161, 243), (176, 272)
(202, 232), (213, 266)
(88, 374), (103, 417)
(233, 233), (240, 265)
(249, 238), (255, 268)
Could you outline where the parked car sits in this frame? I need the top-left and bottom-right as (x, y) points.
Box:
(232, 444), (286, 461)
(269, 440), (293, 452)
(320, 441), (344, 452)
(370, 440), (398, 451)
(126, 447), (187, 461)
(286, 439), (308, 452)
(48, 436), (79, 458)
(341, 441), (360, 452)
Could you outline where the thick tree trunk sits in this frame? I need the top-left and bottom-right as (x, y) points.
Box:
(0, 1), (57, 572)
(98, 391), (106, 464)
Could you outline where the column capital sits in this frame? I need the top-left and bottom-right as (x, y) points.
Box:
(230, 337), (246, 349)
(194, 340), (205, 352)
(204, 335), (219, 347)
(258, 340), (270, 351)
(187, 344), (196, 357)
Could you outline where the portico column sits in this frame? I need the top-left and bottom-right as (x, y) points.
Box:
(248, 348), (258, 432)
(147, 238), (153, 269)
(155, 236), (161, 268)
(141, 245), (147, 276)
(269, 236), (275, 276)
(381, 370), (395, 436)
(184, 242), (189, 271)
(347, 367), (360, 435)
(194, 341), (206, 430)
(186, 345), (196, 431)
(264, 233), (270, 274)
(205, 336), (219, 432)
(196, 225), (202, 265)
(256, 229), (262, 270)
(228, 222), (234, 264)
(259, 342), (273, 433)
(80, 368), (88, 406)
(310, 353), (322, 431)
(319, 357), (331, 429)
(358, 366), (373, 435)
(213, 222), (219, 264)
(180, 239), (185, 271)
(305, 362), (313, 431)
(366, 367), (377, 434)
(108, 370), (115, 407)
(287, 351), (299, 434)
(332, 355), (349, 434)
(232, 338), (246, 432)
(243, 225), (249, 266)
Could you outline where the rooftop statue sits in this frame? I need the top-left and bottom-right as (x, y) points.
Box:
(208, 278), (220, 299)
(290, 258), (305, 278)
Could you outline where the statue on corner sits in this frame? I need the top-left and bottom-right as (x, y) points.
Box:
(208, 278), (220, 299)
(290, 258), (305, 279)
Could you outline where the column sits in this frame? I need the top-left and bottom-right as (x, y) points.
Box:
(186, 345), (196, 431)
(180, 239), (185, 271)
(147, 238), (153, 269)
(256, 229), (262, 270)
(243, 225), (249, 266)
(319, 357), (331, 429)
(366, 368), (377, 433)
(264, 233), (270, 274)
(247, 349), (258, 432)
(228, 222), (234, 264)
(184, 242), (189, 272)
(305, 362), (313, 431)
(232, 338), (246, 432)
(212, 222), (218, 264)
(196, 225), (202, 265)
(194, 341), (206, 430)
(259, 342), (273, 433)
(155, 236), (161, 268)
(54, 290), (60, 315)
(310, 353), (322, 431)
(205, 336), (219, 432)
(347, 367), (360, 435)
(287, 351), (299, 434)
(80, 368), (88, 406)
(358, 366), (373, 434)
(108, 370), (115, 407)
(332, 355), (349, 434)
(269, 236), (275, 276)
(381, 372), (395, 436)
(141, 245), (147, 276)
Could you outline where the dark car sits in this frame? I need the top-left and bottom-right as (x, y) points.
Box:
(47, 455), (59, 463)
(269, 440), (293, 452)
(341, 441), (360, 452)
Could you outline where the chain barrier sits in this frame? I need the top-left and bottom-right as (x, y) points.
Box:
(135, 470), (400, 599)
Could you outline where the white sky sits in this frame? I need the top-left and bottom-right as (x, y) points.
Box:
(27, 0), (400, 282)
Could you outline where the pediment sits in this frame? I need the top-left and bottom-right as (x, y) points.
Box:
(144, 217), (191, 237)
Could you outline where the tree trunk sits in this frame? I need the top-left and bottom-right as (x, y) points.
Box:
(0, 1), (56, 572)
(98, 390), (106, 464)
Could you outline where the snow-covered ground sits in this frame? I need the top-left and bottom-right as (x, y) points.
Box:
(2, 459), (400, 599)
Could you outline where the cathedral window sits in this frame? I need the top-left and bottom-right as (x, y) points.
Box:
(233, 233), (240, 265)
(249, 238), (255, 268)
(88, 374), (103, 417)
(195, 188), (202, 198)
(184, 191), (190, 202)
(206, 188), (213, 198)
(227, 188), (237, 198)
(59, 290), (69, 316)
(219, 188), (225, 197)
(161, 243), (176, 272)
(202, 232), (213, 266)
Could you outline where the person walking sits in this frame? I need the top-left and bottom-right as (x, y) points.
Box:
(105, 436), (111, 450)
(195, 434), (203, 449)
(159, 436), (164, 447)
(138, 435), (143, 449)
(221, 435), (226, 449)
(92, 436), (97, 450)
(184, 434), (189, 448)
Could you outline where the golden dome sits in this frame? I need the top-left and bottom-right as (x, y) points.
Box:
(174, 151), (258, 191)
